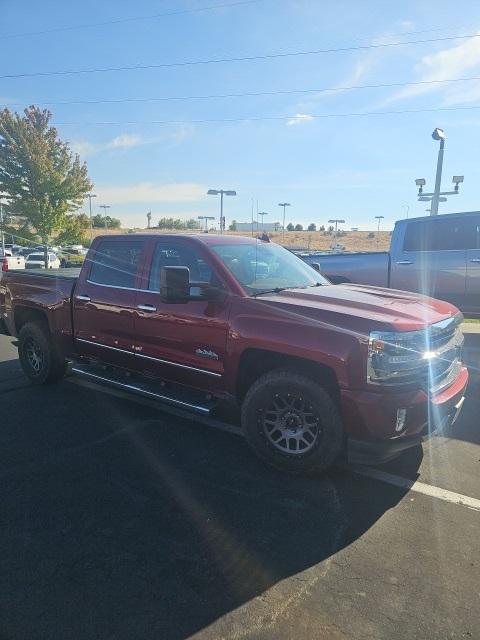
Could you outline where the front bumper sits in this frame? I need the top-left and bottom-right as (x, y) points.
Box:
(344, 366), (469, 465)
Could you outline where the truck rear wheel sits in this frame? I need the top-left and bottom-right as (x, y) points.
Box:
(18, 322), (67, 384)
(241, 369), (343, 474)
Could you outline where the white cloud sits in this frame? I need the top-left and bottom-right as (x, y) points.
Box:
(95, 182), (208, 205)
(383, 32), (480, 105)
(71, 126), (195, 157)
(286, 113), (314, 126)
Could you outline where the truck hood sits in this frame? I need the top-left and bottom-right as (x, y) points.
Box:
(257, 283), (459, 332)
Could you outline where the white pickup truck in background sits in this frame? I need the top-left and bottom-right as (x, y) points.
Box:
(1, 249), (26, 272)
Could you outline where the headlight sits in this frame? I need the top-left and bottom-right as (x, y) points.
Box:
(367, 329), (430, 385)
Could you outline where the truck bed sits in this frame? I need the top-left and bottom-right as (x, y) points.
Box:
(301, 251), (390, 286)
(21, 267), (81, 280)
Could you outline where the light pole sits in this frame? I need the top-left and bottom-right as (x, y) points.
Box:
(415, 129), (464, 216)
(147, 211), (152, 229)
(0, 200), (5, 255)
(99, 204), (110, 230)
(258, 212), (268, 232)
(403, 204), (410, 219)
(375, 215), (385, 249)
(207, 189), (236, 234)
(278, 202), (291, 242)
(86, 193), (96, 238)
(328, 219), (345, 251)
(197, 215), (215, 233)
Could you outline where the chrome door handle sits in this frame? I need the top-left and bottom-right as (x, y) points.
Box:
(396, 260), (413, 265)
(137, 304), (157, 313)
(470, 258), (480, 263)
(76, 295), (91, 302)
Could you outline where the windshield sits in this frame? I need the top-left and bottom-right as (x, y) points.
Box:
(27, 254), (44, 260)
(211, 242), (329, 294)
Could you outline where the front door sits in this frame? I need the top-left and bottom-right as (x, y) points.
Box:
(73, 238), (145, 367)
(465, 215), (480, 315)
(133, 239), (231, 392)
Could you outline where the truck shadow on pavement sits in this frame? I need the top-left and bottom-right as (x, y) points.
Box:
(0, 372), (421, 640)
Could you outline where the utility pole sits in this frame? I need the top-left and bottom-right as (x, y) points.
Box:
(86, 193), (96, 239)
(278, 202), (291, 243)
(415, 129), (464, 216)
(375, 215), (385, 249)
(147, 211), (152, 229)
(0, 201), (5, 255)
(207, 189), (236, 234)
(99, 204), (110, 230)
(258, 212), (268, 232)
(328, 219), (345, 251)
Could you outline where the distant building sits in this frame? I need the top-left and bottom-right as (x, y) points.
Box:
(235, 221), (282, 232)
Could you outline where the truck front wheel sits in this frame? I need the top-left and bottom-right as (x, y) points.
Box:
(241, 369), (343, 474)
(18, 322), (67, 384)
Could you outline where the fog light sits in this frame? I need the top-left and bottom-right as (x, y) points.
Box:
(396, 408), (407, 432)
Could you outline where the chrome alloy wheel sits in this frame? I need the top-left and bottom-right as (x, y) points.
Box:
(261, 392), (321, 455)
(25, 337), (44, 373)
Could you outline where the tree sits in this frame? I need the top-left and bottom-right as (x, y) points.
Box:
(0, 106), (92, 241)
(92, 213), (121, 229)
(307, 223), (316, 231)
(367, 231), (375, 239)
(295, 223), (303, 231)
(54, 214), (87, 246)
(319, 225), (325, 232)
(286, 222), (295, 231)
(228, 220), (237, 231)
(186, 218), (200, 229)
(76, 213), (90, 229)
(327, 225), (334, 234)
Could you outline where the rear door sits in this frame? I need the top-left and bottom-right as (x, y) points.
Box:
(390, 216), (472, 308)
(132, 239), (231, 392)
(73, 238), (145, 367)
(465, 215), (480, 315)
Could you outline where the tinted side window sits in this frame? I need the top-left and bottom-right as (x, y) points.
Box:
(148, 243), (213, 291)
(89, 241), (144, 287)
(403, 218), (477, 252)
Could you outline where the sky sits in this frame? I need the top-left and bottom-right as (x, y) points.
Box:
(2, 0), (480, 230)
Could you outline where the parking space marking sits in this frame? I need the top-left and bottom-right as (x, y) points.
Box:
(352, 466), (480, 511)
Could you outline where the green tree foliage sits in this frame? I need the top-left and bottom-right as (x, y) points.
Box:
(157, 217), (200, 230)
(286, 222), (295, 231)
(186, 218), (201, 229)
(54, 214), (88, 246)
(367, 231), (375, 239)
(92, 213), (121, 229)
(319, 225), (325, 232)
(228, 220), (238, 231)
(294, 223), (303, 231)
(0, 106), (92, 240)
(327, 225), (335, 234)
(76, 213), (90, 228)
(307, 223), (316, 231)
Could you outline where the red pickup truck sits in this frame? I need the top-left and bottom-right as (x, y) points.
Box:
(0, 234), (468, 473)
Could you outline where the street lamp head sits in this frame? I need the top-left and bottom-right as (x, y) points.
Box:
(415, 178), (426, 186)
(452, 175), (464, 184)
(432, 128), (445, 141)
(207, 190), (219, 196)
(224, 190), (237, 196)
(278, 202), (291, 207)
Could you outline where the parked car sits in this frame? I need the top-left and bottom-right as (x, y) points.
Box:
(0, 249), (25, 272)
(25, 252), (61, 269)
(0, 234), (467, 473)
(300, 211), (480, 316)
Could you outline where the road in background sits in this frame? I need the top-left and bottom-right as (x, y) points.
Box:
(0, 333), (479, 640)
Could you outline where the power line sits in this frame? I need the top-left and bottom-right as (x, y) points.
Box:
(1, 33), (480, 80)
(4, 75), (480, 108)
(52, 104), (480, 127)
(0, 0), (267, 39)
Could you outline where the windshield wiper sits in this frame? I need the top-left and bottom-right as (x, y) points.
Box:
(252, 286), (306, 297)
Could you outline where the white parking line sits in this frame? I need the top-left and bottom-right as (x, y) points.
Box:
(352, 466), (480, 511)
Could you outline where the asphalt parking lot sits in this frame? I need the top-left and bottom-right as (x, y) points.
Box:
(1, 333), (479, 640)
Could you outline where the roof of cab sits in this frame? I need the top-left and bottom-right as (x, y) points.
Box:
(93, 233), (261, 245)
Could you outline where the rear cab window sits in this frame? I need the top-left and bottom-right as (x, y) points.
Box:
(403, 216), (480, 252)
(88, 240), (145, 288)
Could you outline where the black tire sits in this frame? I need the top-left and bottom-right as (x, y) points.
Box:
(241, 369), (343, 475)
(18, 321), (67, 384)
